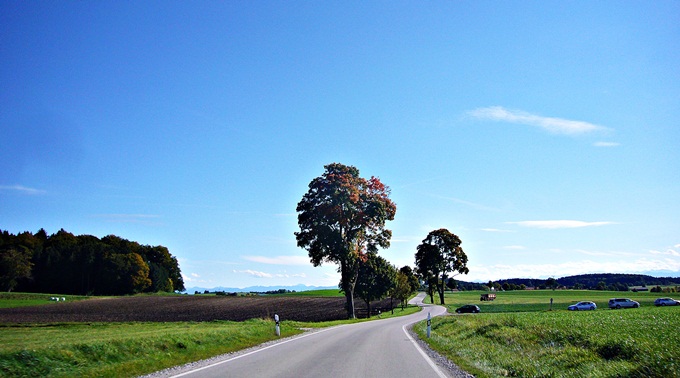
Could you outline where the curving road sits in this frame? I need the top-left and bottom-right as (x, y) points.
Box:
(154, 293), (459, 378)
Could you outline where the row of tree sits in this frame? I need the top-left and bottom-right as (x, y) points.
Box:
(295, 163), (469, 318)
(479, 274), (680, 291)
(0, 229), (184, 295)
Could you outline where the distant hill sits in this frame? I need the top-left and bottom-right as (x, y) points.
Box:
(556, 273), (680, 289)
(184, 284), (336, 294)
(454, 273), (680, 291)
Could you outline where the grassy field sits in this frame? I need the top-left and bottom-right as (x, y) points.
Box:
(0, 293), (418, 378)
(0, 319), (303, 377)
(415, 290), (680, 378)
(0, 293), (91, 309)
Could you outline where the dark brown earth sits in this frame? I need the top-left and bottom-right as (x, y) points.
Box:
(0, 295), (399, 323)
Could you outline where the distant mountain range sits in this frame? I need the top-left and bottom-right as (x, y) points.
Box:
(184, 284), (337, 294)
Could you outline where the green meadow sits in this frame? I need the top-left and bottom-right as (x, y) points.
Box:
(0, 291), (417, 378)
(415, 290), (680, 378)
(0, 293), (91, 309)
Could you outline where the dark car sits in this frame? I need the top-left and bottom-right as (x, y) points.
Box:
(456, 305), (481, 313)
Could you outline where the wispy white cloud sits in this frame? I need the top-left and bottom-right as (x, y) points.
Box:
(480, 228), (515, 233)
(593, 141), (620, 147)
(425, 193), (500, 212)
(243, 255), (309, 266)
(468, 106), (609, 135)
(233, 269), (307, 279)
(234, 269), (273, 278)
(574, 249), (636, 257)
(92, 213), (162, 225)
(649, 249), (680, 257)
(0, 185), (46, 195)
(507, 220), (615, 229)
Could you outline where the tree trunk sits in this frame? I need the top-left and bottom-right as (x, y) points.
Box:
(341, 260), (359, 319)
(438, 274), (446, 305)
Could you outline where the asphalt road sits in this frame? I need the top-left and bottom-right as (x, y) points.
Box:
(161, 293), (453, 378)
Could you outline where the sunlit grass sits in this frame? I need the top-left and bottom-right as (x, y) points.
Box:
(415, 290), (680, 378)
(0, 293), (92, 309)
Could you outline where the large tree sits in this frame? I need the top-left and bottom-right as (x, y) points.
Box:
(353, 253), (397, 317)
(415, 228), (469, 305)
(295, 163), (396, 319)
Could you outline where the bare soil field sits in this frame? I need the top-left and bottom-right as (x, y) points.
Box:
(0, 295), (398, 323)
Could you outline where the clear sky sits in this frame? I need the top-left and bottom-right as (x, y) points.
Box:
(2, 2), (679, 290)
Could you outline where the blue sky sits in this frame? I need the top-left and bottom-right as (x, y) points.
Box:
(2, 2), (679, 289)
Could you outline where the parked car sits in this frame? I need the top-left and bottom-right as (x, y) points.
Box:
(456, 304), (481, 313)
(654, 297), (680, 306)
(608, 298), (640, 309)
(568, 301), (597, 311)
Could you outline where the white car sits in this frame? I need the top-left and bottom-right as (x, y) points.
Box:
(568, 301), (597, 311)
(608, 298), (640, 309)
(654, 297), (680, 306)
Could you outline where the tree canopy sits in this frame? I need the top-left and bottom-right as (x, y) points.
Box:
(415, 228), (468, 305)
(393, 265), (418, 309)
(0, 229), (184, 295)
(352, 253), (396, 316)
(295, 163), (396, 318)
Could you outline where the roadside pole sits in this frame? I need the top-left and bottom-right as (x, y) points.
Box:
(426, 312), (431, 338)
(275, 314), (280, 337)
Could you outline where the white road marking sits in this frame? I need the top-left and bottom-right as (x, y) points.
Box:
(402, 320), (448, 378)
(168, 325), (347, 377)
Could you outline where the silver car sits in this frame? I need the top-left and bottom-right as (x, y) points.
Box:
(654, 297), (680, 306)
(568, 301), (597, 311)
(608, 298), (640, 309)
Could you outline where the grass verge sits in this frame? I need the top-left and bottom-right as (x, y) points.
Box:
(415, 291), (680, 378)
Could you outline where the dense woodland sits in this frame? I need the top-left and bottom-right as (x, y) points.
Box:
(0, 229), (184, 295)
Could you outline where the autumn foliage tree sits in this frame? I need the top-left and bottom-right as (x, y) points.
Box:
(295, 163), (397, 319)
(415, 228), (469, 305)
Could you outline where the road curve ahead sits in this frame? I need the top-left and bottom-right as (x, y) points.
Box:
(162, 293), (451, 378)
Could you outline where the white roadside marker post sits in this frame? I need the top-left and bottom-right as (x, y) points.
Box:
(427, 312), (431, 338)
(275, 314), (280, 337)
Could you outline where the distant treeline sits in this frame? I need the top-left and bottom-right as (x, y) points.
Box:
(0, 228), (184, 295)
(452, 273), (680, 292)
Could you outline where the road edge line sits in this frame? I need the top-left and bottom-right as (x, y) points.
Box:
(168, 325), (347, 377)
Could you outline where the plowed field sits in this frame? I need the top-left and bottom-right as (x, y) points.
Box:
(0, 295), (398, 323)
